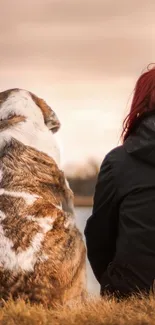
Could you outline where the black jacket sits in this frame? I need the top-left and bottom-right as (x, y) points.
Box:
(84, 113), (155, 296)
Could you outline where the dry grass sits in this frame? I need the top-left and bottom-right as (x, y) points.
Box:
(1, 294), (155, 325)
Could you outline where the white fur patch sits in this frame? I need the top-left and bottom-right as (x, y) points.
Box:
(0, 90), (60, 166)
(0, 211), (6, 221)
(65, 179), (70, 189)
(0, 212), (54, 272)
(26, 215), (54, 232)
(0, 189), (39, 205)
(0, 170), (3, 183)
(64, 217), (75, 229)
(0, 90), (44, 126)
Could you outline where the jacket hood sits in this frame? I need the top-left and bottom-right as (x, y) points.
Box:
(124, 113), (155, 165)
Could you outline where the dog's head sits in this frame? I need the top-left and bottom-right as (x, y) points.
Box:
(0, 88), (60, 133)
(0, 88), (61, 164)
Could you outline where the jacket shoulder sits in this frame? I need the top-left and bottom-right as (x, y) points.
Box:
(101, 145), (129, 184)
(105, 145), (127, 165)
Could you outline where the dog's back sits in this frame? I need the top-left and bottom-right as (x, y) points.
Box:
(0, 89), (86, 307)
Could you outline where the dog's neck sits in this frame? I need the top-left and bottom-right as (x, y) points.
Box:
(0, 91), (60, 166)
(0, 120), (60, 167)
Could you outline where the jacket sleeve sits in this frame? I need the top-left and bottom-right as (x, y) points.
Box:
(84, 154), (119, 283)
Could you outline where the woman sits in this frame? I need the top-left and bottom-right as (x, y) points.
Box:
(84, 66), (155, 298)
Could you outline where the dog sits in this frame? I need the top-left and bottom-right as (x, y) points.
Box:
(0, 89), (86, 307)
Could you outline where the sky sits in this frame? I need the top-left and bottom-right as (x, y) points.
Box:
(0, 0), (155, 169)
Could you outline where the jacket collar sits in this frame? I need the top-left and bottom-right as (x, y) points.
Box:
(124, 113), (155, 165)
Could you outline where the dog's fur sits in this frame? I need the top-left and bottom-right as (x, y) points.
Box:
(0, 89), (86, 307)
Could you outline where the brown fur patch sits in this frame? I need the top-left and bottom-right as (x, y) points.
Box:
(0, 115), (26, 131)
(0, 89), (14, 104)
(0, 138), (86, 307)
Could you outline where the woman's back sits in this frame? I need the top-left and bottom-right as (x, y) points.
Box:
(85, 112), (155, 297)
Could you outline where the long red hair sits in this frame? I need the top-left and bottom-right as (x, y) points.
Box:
(122, 66), (155, 142)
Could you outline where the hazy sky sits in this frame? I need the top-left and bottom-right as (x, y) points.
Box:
(0, 0), (155, 166)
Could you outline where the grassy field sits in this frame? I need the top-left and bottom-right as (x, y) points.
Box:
(1, 294), (155, 325)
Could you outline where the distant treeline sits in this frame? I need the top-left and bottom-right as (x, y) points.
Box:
(67, 160), (99, 197)
(67, 174), (97, 196)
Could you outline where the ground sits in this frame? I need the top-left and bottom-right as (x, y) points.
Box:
(1, 294), (155, 325)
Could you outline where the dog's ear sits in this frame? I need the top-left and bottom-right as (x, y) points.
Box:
(30, 93), (61, 133)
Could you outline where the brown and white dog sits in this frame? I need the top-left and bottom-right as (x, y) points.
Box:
(0, 89), (86, 307)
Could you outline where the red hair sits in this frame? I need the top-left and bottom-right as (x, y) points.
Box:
(122, 65), (155, 142)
